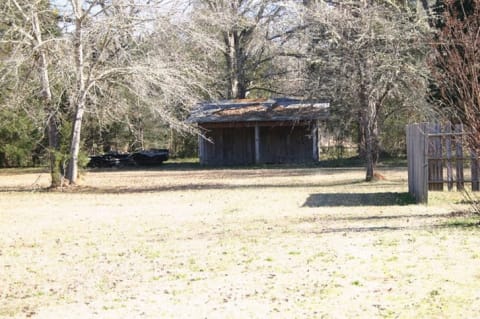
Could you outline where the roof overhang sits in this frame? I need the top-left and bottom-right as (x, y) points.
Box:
(188, 98), (330, 124)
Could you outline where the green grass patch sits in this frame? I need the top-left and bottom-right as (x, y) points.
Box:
(0, 167), (48, 175)
(443, 217), (480, 228)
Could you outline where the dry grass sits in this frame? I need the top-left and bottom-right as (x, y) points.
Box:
(1, 166), (479, 318)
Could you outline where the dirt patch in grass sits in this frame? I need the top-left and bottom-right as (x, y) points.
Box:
(1, 166), (479, 318)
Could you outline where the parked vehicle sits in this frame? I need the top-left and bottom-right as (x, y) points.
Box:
(130, 149), (169, 166)
(87, 152), (129, 168)
(87, 149), (169, 168)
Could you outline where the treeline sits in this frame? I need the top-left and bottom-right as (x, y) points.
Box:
(0, 0), (478, 185)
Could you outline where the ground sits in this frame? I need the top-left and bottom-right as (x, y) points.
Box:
(0, 165), (479, 318)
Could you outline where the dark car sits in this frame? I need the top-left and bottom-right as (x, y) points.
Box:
(87, 152), (134, 168)
(130, 149), (169, 166)
(87, 149), (169, 168)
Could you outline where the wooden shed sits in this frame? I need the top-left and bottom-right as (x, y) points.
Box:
(188, 98), (330, 166)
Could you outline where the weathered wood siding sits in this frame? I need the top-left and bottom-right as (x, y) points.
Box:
(407, 123), (428, 204)
(201, 127), (255, 166)
(199, 123), (316, 166)
(259, 126), (313, 164)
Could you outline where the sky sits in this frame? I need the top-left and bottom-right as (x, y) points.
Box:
(48, 0), (192, 33)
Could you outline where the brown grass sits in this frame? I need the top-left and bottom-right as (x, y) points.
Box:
(0, 166), (479, 318)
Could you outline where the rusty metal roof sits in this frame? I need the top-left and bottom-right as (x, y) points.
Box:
(188, 98), (330, 123)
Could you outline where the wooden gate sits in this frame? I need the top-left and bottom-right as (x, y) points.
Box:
(406, 123), (480, 203)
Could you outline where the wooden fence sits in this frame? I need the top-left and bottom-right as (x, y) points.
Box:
(406, 123), (480, 203)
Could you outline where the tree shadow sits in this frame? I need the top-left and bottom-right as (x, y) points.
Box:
(306, 225), (423, 234)
(302, 221), (479, 235)
(299, 212), (451, 223)
(296, 211), (478, 234)
(303, 192), (415, 207)
(87, 162), (363, 176)
(48, 179), (364, 194)
(0, 181), (355, 194)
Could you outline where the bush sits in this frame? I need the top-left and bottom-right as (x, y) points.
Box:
(0, 109), (43, 167)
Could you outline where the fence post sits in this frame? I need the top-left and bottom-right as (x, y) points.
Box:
(407, 123), (428, 203)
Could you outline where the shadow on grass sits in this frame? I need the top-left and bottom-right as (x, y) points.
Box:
(300, 212), (449, 223)
(50, 179), (366, 194)
(87, 161), (347, 173)
(0, 180), (368, 194)
(305, 222), (480, 234)
(303, 192), (415, 207)
(307, 225), (421, 234)
(298, 211), (479, 234)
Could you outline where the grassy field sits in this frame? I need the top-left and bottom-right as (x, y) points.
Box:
(1, 165), (479, 318)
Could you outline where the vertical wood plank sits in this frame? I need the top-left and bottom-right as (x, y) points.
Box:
(407, 123), (428, 203)
(217, 128), (224, 165)
(471, 150), (479, 191)
(435, 123), (443, 190)
(254, 125), (261, 164)
(312, 121), (319, 162)
(427, 123), (434, 191)
(445, 123), (453, 190)
(407, 124), (413, 196)
(428, 123), (443, 191)
(421, 122), (429, 203)
(455, 124), (465, 191)
(198, 135), (205, 165)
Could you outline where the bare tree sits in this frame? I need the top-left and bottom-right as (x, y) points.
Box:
(190, 0), (297, 99)
(2, 0), (211, 185)
(0, 0), (63, 187)
(301, 0), (432, 181)
(54, 0), (210, 184)
(431, 0), (480, 152)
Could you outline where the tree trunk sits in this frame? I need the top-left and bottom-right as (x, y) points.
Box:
(357, 111), (366, 159)
(67, 99), (85, 184)
(364, 100), (380, 182)
(356, 60), (380, 182)
(32, 12), (62, 188)
(365, 126), (376, 181)
(225, 31), (247, 99)
(365, 146), (374, 181)
(47, 113), (61, 187)
(67, 2), (85, 185)
(358, 88), (380, 181)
